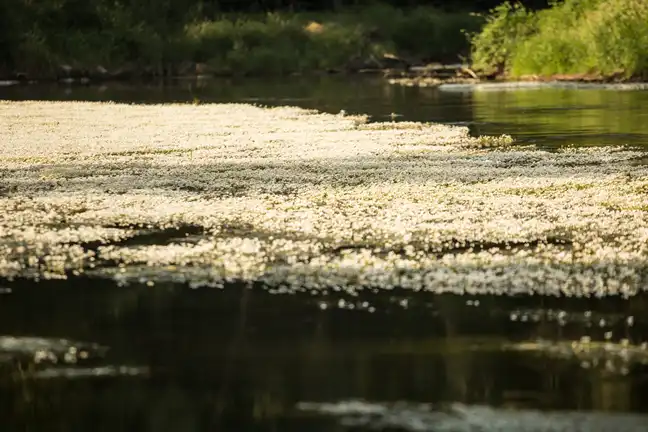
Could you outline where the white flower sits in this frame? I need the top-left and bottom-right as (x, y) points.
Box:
(1, 101), (647, 296)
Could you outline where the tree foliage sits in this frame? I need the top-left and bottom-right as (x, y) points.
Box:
(471, 0), (648, 78)
(0, 0), (549, 76)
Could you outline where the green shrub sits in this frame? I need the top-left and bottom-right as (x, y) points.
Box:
(4, 1), (482, 77)
(188, 16), (307, 75)
(391, 8), (482, 61)
(470, 2), (537, 74)
(185, 20), (237, 63)
(187, 15), (372, 75)
(305, 23), (368, 70)
(340, 3), (482, 62)
(16, 27), (58, 73)
(471, 0), (648, 78)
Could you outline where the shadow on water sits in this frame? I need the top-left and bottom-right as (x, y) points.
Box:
(3, 76), (648, 149)
(3, 77), (648, 430)
(1, 276), (648, 431)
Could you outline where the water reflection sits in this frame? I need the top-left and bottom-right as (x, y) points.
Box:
(297, 401), (648, 431)
(2, 77), (648, 149)
(471, 88), (648, 148)
(2, 78), (648, 429)
(1, 277), (647, 430)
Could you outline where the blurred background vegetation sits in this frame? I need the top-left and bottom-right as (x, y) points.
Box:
(4, 0), (645, 80)
(471, 0), (648, 79)
(0, 0), (549, 79)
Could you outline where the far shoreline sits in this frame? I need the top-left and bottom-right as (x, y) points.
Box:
(3, 68), (648, 91)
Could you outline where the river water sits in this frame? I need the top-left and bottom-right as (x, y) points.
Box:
(3, 76), (648, 149)
(1, 77), (648, 431)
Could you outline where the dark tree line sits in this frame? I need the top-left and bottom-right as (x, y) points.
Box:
(0, 0), (550, 75)
(168, 0), (550, 13)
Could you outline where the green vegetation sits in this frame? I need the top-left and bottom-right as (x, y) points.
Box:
(0, 1), (483, 79)
(471, 0), (648, 79)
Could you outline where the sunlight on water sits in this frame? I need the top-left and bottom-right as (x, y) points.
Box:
(31, 366), (149, 379)
(0, 336), (107, 365)
(1, 79), (648, 430)
(469, 87), (648, 149)
(297, 400), (648, 431)
(2, 77), (648, 149)
(1, 279), (648, 429)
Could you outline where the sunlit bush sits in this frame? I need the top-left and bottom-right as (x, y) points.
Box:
(471, 0), (648, 78)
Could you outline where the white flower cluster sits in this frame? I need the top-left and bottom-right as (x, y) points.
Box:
(1, 101), (647, 296)
(508, 337), (648, 375)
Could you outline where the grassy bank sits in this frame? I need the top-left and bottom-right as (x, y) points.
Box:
(471, 0), (648, 79)
(1, 4), (482, 80)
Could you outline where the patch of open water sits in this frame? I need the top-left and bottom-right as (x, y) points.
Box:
(2, 76), (648, 150)
(2, 278), (648, 430)
(2, 77), (648, 430)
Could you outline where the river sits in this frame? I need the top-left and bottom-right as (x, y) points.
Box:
(1, 77), (648, 431)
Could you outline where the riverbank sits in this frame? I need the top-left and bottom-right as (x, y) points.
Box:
(5, 0), (648, 84)
(2, 101), (647, 295)
(0, 4), (480, 82)
(385, 71), (648, 89)
(470, 0), (648, 80)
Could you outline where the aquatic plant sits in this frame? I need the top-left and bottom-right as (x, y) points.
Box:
(1, 101), (647, 297)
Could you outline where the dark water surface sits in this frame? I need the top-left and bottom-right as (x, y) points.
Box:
(2, 279), (648, 431)
(2, 77), (648, 431)
(3, 76), (648, 149)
